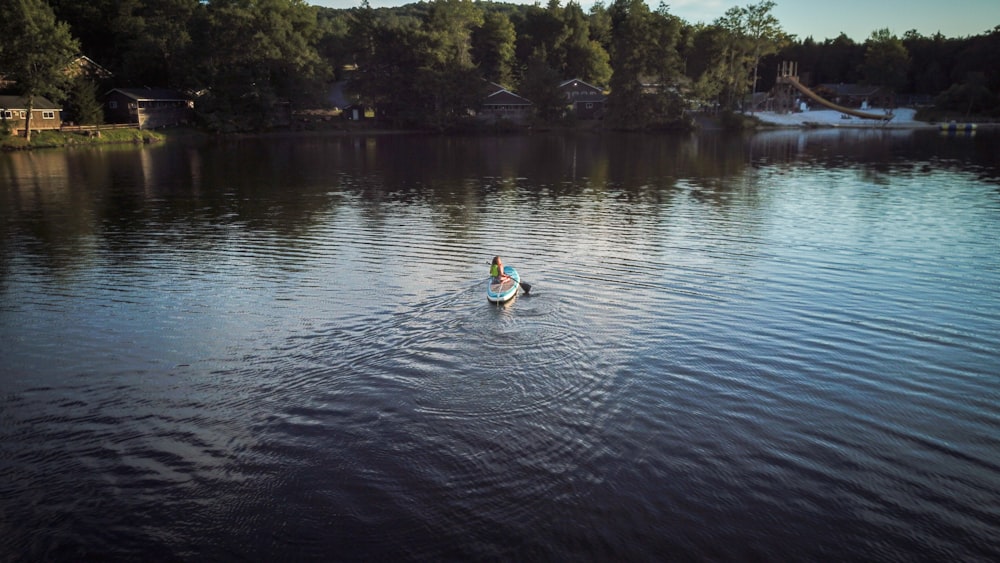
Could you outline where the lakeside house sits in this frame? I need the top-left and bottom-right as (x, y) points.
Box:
(558, 79), (607, 119)
(65, 55), (113, 82)
(0, 95), (63, 135)
(104, 87), (194, 129)
(479, 85), (532, 123)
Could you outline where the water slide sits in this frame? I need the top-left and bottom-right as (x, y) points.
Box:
(779, 75), (893, 121)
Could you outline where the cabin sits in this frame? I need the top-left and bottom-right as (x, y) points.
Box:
(0, 95), (63, 135)
(65, 55), (112, 82)
(2, 55), (112, 91)
(479, 86), (532, 123)
(104, 87), (194, 129)
(558, 79), (606, 119)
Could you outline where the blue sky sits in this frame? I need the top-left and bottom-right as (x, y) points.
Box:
(309, 0), (1000, 42)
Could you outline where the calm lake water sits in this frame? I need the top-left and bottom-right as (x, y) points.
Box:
(2, 128), (998, 560)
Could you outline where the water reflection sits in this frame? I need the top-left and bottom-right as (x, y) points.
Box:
(2, 129), (999, 560)
(3, 130), (999, 278)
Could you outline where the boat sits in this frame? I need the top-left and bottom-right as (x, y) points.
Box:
(486, 266), (520, 303)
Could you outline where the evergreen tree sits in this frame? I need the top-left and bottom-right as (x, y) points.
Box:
(472, 11), (517, 87)
(518, 50), (566, 123)
(605, 0), (686, 129)
(562, 1), (611, 86)
(713, 0), (786, 111)
(64, 76), (104, 125)
(192, 0), (332, 128)
(860, 28), (910, 92)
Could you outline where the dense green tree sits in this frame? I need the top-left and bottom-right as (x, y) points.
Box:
(193, 0), (332, 128)
(514, 1), (569, 74)
(859, 28), (909, 92)
(425, 0), (483, 68)
(685, 24), (729, 108)
(315, 8), (353, 79)
(812, 34), (863, 85)
(605, 0), (686, 129)
(63, 75), (105, 125)
(348, 14), (426, 126)
(713, 0), (786, 110)
(347, 0), (485, 130)
(472, 11), (517, 86)
(561, 1), (611, 86)
(122, 0), (201, 87)
(421, 0), (488, 128)
(902, 31), (952, 96)
(949, 26), (1000, 95)
(934, 71), (997, 117)
(518, 50), (566, 123)
(0, 0), (80, 140)
(587, 2), (613, 54)
(743, 1), (786, 97)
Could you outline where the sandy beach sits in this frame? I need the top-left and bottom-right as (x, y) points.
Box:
(752, 107), (937, 129)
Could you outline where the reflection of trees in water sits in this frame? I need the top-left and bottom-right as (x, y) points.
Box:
(3, 131), (998, 274)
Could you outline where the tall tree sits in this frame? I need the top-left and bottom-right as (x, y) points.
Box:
(0, 0), (80, 141)
(859, 28), (909, 92)
(713, 0), (786, 110)
(515, 1), (569, 74)
(194, 0), (332, 126)
(63, 75), (104, 125)
(122, 0), (201, 88)
(472, 11), (517, 86)
(518, 50), (566, 123)
(561, 1), (611, 86)
(605, 0), (686, 129)
(425, 0), (483, 69)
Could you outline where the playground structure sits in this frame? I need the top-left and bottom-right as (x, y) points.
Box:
(773, 61), (894, 122)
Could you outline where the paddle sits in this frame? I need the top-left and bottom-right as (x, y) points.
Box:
(518, 279), (532, 294)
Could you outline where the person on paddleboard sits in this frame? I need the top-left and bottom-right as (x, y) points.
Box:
(490, 256), (510, 283)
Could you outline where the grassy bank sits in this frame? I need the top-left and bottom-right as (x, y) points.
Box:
(1, 128), (167, 151)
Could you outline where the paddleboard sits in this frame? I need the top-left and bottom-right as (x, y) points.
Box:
(486, 266), (520, 303)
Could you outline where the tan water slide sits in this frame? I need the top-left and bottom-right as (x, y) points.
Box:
(779, 75), (894, 121)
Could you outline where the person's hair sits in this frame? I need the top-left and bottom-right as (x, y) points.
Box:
(492, 256), (501, 266)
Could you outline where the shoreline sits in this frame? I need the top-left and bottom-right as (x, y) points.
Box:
(750, 107), (998, 130)
(4, 109), (995, 151)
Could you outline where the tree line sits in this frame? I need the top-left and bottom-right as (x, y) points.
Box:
(2, 0), (998, 133)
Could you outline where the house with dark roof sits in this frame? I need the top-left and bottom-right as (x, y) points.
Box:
(558, 79), (606, 120)
(104, 88), (194, 129)
(65, 55), (113, 82)
(0, 95), (63, 134)
(479, 85), (532, 123)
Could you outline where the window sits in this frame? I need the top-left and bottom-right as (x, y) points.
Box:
(2, 110), (11, 119)
(19, 111), (25, 118)
(42, 111), (55, 119)
(109, 101), (118, 109)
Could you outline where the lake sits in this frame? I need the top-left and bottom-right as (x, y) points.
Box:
(1, 128), (998, 560)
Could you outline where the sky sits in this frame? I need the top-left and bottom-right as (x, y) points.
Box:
(309, 0), (1000, 42)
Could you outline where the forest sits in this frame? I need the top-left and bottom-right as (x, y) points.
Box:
(1, 0), (998, 132)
